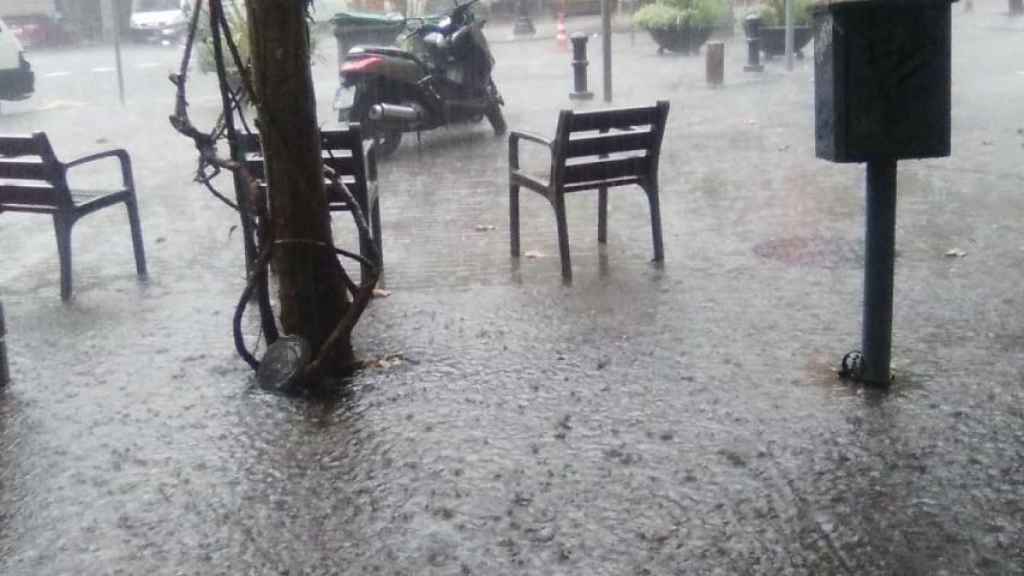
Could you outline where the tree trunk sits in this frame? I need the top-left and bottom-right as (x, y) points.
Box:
(245, 0), (354, 372)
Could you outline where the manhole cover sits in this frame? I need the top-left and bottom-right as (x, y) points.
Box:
(753, 235), (864, 269)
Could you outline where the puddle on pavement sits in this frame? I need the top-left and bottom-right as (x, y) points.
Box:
(753, 235), (866, 269)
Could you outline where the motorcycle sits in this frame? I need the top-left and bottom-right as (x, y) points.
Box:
(334, 0), (506, 158)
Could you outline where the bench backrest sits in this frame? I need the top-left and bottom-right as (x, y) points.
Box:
(236, 124), (374, 206)
(0, 132), (71, 211)
(551, 100), (670, 188)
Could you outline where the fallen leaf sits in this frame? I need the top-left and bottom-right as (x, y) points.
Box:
(368, 352), (405, 369)
(372, 288), (392, 298)
(524, 250), (544, 259)
(945, 248), (967, 258)
(475, 224), (496, 232)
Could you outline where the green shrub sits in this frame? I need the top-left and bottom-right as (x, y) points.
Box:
(197, 2), (251, 75)
(633, 3), (694, 29)
(633, 0), (730, 29)
(757, 0), (813, 26)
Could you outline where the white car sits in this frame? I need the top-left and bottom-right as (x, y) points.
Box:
(130, 0), (190, 43)
(0, 17), (33, 101)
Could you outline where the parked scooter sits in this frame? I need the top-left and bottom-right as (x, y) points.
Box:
(334, 0), (506, 158)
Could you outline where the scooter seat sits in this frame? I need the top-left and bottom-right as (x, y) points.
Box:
(354, 45), (418, 60)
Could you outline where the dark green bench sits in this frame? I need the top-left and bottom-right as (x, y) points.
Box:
(0, 132), (147, 300)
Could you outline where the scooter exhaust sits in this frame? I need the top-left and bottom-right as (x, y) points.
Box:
(369, 103), (423, 122)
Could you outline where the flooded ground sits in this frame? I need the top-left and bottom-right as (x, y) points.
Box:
(1, 2), (1023, 573)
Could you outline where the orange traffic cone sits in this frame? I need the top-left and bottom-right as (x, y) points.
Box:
(556, 13), (568, 51)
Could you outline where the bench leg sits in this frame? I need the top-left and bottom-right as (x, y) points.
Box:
(125, 197), (148, 278)
(358, 209), (374, 281)
(598, 186), (608, 244)
(370, 196), (382, 270)
(645, 182), (664, 262)
(53, 215), (73, 301)
(509, 182), (521, 257)
(553, 194), (572, 280)
(372, 194), (380, 262)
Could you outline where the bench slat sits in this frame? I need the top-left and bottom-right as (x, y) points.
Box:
(0, 159), (53, 181)
(244, 155), (361, 180)
(0, 183), (62, 207)
(323, 153), (360, 177)
(568, 106), (660, 133)
(565, 130), (653, 159)
(321, 129), (362, 150)
(563, 155), (650, 185)
(243, 158), (266, 179)
(0, 136), (43, 158)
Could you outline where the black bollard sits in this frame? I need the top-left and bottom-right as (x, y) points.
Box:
(0, 301), (9, 387)
(569, 33), (594, 100)
(743, 14), (764, 72)
(513, 0), (536, 36)
(1011, 0), (1023, 16)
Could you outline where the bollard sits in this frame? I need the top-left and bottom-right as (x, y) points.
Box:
(1011, 0), (1023, 16)
(0, 301), (9, 387)
(743, 14), (764, 72)
(513, 0), (536, 36)
(706, 41), (724, 86)
(569, 33), (594, 100)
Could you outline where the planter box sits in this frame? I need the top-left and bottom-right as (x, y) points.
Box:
(760, 25), (813, 57)
(333, 11), (406, 58)
(647, 25), (714, 55)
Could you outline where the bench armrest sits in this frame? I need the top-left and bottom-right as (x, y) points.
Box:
(64, 149), (135, 192)
(509, 130), (552, 171)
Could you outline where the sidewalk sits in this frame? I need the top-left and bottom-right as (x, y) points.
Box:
(0, 5), (1022, 574)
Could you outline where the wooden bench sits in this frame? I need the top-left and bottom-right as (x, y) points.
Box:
(508, 100), (670, 280)
(0, 132), (148, 300)
(237, 125), (382, 276)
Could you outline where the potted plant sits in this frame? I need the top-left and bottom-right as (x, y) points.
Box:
(753, 0), (814, 58)
(197, 2), (251, 99)
(633, 0), (731, 55)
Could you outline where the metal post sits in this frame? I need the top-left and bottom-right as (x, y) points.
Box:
(113, 0), (126, 106)
(862, 158), (898, 385)
(785, 0), (794, 71)
(0, 300), (9, 387)
(743, 14), (763, 72)
(570, 33), (594, 100)
(601, 0), (612, 102)
(1011, 0), (1024, 16)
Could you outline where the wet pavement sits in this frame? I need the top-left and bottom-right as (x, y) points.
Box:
(1, 2), (1023, 574)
